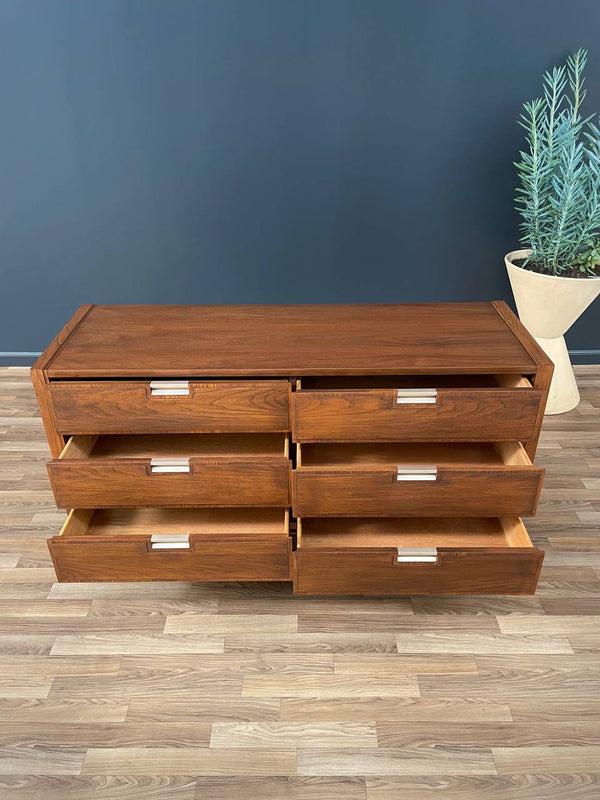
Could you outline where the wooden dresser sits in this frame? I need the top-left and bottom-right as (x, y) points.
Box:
(32, 302), (553, 595)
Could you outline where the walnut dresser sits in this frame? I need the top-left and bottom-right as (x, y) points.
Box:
(32, 302), (553, 595)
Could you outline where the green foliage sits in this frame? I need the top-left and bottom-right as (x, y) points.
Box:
(574, 240), (600, 273)
(515, 49), (600, 277)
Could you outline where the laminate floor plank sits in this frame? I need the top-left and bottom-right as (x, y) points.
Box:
(0, 599), (91, 617)
(395, 632), (573, 654)
(333, 653), (479, 674)
(568, 633), (600, 652)
(410, 596), (544, 615)
(0, 655), (122, 677)
(126, 698), (281, 723)
(224, 633), (399, 653)
(296, 747), (496, 775)
(49, 672), (244, 699)
(120, 653), (334, 675)
(508, 698), (600, 721)
(0, 567), (56, 583)
(492, 746), (600, 773)
(498, 615), (600, 634)
(0, 722), (211, 748)
(81, 747), (297, 776)
(193, 776), (367, 800)
(0, 745), (86, 775)
(87, 598), (219, 617)
(164, 614), (298, 634)
(48, 583), (194, 599)
(299, 615), (501, 633)
(242, 674), (419, 698)
(376, 721), (600, 747)
(365, 774), (600, 800)
(0, 616), (166, 634)
(279, 697), (513, 722)
(541, 597), (600, 614)
(210, 721), (377, 748)
(0, 776), (197, 800)
(0, 635), (57, 655)
(0, 698), (130, 723)
(218, 596), (413, 615)
(50, 633), (225, 655)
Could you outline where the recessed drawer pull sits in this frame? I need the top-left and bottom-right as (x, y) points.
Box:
(149, 381), (190, 396)
(150, 534), (191, 549)
(397, 547), (438, 563)
(396, 388), (437, 404)
(150, 457), (191, 473)
(397, 466), (438, 481)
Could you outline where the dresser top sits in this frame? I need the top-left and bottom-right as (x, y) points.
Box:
(38, 302), (547, 378)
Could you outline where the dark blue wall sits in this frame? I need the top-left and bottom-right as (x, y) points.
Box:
(1, 0), (599, 358)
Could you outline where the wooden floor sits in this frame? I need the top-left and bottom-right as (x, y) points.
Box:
(0, 366), (599, 799)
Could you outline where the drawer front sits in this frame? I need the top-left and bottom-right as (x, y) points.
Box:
(293, 466), (543, 517)
(49, 534), (291, 582)
(292, 388), (542, 442)
(294, 547), (544, 595)
(48, 459), (291, 509)
(50, 381), (290, 434)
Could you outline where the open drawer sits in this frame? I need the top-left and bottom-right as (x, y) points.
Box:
(49, 379), (291, 434)
(47, 434), (291, 508)
(293, 517), (543, 595)
(291, 375), (542, 442)
(48, 507), (291, 582)
(293, 441), (543, 517)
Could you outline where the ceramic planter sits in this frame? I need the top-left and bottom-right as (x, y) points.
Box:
(505, 249), (600, 414)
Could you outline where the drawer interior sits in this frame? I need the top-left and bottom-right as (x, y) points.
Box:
(297, 374), (532, 390)
(59, 507), (290, 539)
(297, 516), (533, 550)
(59, 433), (289, 460)
(298, 441), (532, 468)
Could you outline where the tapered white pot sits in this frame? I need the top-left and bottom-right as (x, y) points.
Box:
(505, 249), (600, 414)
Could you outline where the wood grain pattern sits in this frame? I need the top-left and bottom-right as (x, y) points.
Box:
(294, 546), (544, 596)
(48, 433), (291, 508)
(493, 299), (554, 460)
(292, 385), (543, 443)
(49, 459), (291, 509)
(296, 746), (497, 775)
(81, 747), (297, 775)
(31, 303), (94, 457)
(0, 776), (197, 800)
(192, 777), (366, 800)
(241, 674), (419, 697)
(3, 362), (599, 795)
(209, 721), (377, 748)
(293, 463), (543, 517)
(49, 380), (290, 434)
(49, 508), (291, 583)
(280, 697), (513, 723)
(41, 303), (540, 377)
(366, 774), (600, 799)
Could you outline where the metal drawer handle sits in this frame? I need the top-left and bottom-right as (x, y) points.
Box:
(397, 547), (438, 563)
(150, 380), (190, 396)
(397, 466), (437, 481)
(150, 457), (191, 474)
(150, 534), (190, 550)
(396, 388), (437, 404)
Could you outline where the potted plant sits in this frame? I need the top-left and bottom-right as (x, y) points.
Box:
(506, 48), (600, 414)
